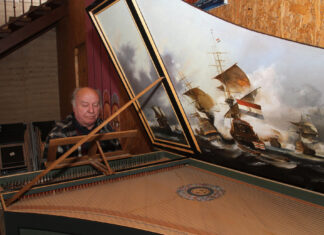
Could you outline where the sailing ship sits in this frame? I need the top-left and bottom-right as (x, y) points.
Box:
(151, 105), (172, 133)
(183, 87), (215, 124)
(180, 72), (221, 141)
(210, 59), (321, 166)
(190, 112), (220, 141)
(290, 115), (319, 156)
(212, 64), (301, 169)
(150, 105), (187, 143)
(213, 63), (266, 151)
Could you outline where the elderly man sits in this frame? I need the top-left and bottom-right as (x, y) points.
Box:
(43, 87), (120, 160)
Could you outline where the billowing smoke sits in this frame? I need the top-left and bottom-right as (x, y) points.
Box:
(116, 43), (182, 127)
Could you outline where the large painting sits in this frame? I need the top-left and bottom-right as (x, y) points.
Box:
(88, 0), (200, 153)
(89, 0), (324, 193)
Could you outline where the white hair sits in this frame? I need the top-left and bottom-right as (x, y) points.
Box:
(71, 87), (101, 107)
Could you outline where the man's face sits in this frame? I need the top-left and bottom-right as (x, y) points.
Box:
(73, 88), (100, 129)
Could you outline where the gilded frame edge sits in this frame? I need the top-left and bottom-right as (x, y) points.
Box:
(87, 0), (201, 154)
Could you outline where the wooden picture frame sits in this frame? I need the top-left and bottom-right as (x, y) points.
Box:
(87, 0), (200, 154)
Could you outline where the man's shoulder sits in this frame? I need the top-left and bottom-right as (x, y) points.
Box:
(54, 114), (74, 130)
(55, 113), (72, 125)
(48, 114), (76, 138)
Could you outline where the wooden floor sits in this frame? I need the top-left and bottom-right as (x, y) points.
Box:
(7, 165), (324, 235)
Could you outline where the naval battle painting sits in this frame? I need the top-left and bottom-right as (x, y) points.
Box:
(135, 0), (324, 193)
(89, 0), (324, 193)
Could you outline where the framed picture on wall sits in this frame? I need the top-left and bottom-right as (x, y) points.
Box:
(87, 0), (200, 154)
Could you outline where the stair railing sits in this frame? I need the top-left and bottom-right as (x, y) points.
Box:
(0, 0), (48, 27)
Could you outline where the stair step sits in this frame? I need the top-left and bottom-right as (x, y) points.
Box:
(28, 5), (52, 19)
(0, 27), (12, 39)
(29, 5), (52, 13)
(9, 16), (31, 23)
(46, 0), (65, 9)
(8, 16), (32, 29)
(0, 25), (11, 32)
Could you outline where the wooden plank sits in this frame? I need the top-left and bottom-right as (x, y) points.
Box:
(49, 129), (138, 147)
(48, 150), (128, 164)
(208, 0), (323, 48)
(96, 141), (113, 174)
(89, 159), (109, 175)
(6, 76), (164, 206)
(48, 153), (132, 169)
(45, 149), (130, 167)
(46, 129), (138, 161)
(0, 194), (6, 211)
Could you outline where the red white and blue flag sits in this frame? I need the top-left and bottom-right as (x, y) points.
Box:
(236, 99), (264, 119)
(252, 141), (266, 150)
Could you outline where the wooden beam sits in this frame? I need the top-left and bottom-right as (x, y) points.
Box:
(45, 150), (132, 169)
(47, 152), (132, 169)
(6, 76), (164, 206)
(89, 160), (109, 175)
(46, 150), (128, 165)
(49, 129), (138, 146)
(46, 129), (138, 162)
(96, 141), (113, 174)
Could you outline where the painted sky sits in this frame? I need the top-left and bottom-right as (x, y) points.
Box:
(96, 0), (187, 145)
(136, 0), (324, 149)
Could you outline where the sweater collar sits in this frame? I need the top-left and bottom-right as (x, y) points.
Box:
(71, 113), (97, 135)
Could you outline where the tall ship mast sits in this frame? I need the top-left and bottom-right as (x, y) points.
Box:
(180, 71), (220, 141)
(210, 30), (265, 150)
(151, 105), (172, 133)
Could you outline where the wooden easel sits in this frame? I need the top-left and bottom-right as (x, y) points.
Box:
(46, 129), (138, 174)
(6, 76), (164, 206)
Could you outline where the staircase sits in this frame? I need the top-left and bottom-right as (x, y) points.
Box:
(0, 0), (67, 59)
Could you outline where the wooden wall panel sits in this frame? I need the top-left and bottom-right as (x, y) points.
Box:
(0, 29), (60, 124)
(208, 0), (323, 48)
(56, 0), (88, 119)
(74, 43), (88, 88)
(86, 26), (101, 89)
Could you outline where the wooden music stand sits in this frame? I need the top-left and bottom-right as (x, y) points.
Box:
(6, 76), (164, 206)
(45, 130), (138, 175)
